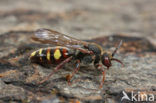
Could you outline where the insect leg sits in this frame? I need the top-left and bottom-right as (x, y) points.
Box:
(100, 70), (106, 88)
(66, 45), (93, 54)
(95, 64), (106, 88)
(66, 60), (80, 85)
(38, 56), (72, 84)
(74, 48), (93, 54)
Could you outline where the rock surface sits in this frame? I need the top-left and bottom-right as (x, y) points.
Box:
(0, 0), (156, 103)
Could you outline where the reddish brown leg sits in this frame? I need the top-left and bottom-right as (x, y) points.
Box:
(38, 56), (72, 84)
(66, 60), (80, 85)
(95, 64), (106, 88)
(69, 46), (93, 54)
(100, 70), (106, 88)
(76, 48), (93, 54)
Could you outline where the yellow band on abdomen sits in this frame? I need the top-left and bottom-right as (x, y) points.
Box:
(30, 51), (36, 57)
(54, 49), (62, 60)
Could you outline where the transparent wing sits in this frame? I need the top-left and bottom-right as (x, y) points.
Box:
(32, 28), (89, 49)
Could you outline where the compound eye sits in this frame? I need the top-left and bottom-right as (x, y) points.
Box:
(102, 53), (111, 68)
(104, 57), (109, 65)
(104, 57), (111, 67)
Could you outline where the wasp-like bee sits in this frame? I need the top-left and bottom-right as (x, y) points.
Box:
(30, 28), (123, 87)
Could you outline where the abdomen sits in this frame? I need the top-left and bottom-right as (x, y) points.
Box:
(30, 46), (73, 66)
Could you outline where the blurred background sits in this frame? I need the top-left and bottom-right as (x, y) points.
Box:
(0, 0), (156, 41)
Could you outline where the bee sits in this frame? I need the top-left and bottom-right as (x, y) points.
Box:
(30, 28), (123, 87)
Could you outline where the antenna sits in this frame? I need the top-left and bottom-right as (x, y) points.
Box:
(112, 40), (122, 57)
